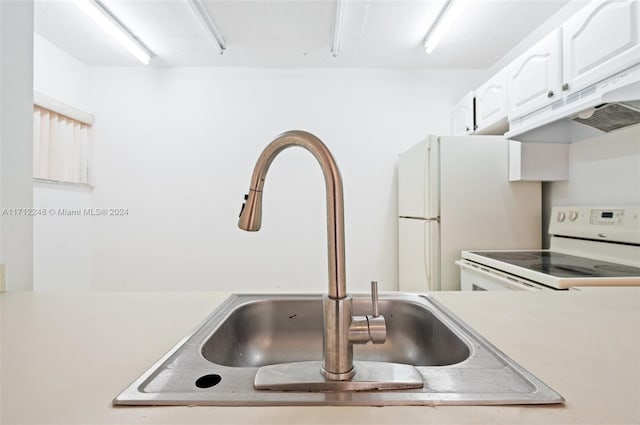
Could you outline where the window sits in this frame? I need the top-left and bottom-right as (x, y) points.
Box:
(32, 93), (94, 185)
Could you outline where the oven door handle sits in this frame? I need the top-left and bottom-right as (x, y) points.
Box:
(455, 260), (542, 291)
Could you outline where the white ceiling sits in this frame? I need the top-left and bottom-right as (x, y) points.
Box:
(34, 0), (571, 68)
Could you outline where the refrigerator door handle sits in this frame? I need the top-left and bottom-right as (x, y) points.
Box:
(424, 142), (430, 219)
(427, 219), (440, 291)
(424, 220), (432, 291)
(427, 137), (440, 221)
(399, 216), (440, 222)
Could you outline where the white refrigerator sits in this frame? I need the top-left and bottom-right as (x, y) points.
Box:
(398, 135), (541, 291)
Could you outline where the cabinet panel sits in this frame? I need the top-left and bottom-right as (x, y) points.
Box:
(475, 67), (508, 134)
(508, 141), (569, 181)
(563, 0), (640, 94)
(508, 29), (562, 120)
(452, 91), (474, 135)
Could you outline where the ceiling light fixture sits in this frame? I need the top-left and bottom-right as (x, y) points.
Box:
(332, 0), (346, 57)
(186, 0), (226, 54)
(423, 0), (468, 55)
(73, 0), (154, 65)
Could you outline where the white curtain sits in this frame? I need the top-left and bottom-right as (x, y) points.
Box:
(33, 106), (89, 184)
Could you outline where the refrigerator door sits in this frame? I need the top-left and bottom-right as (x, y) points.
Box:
(399, 218), (440, 292)
(437, 135), (541, 290)
(398, 137), (439, 219)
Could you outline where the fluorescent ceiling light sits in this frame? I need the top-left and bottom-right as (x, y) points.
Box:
(423, 0), (468, 54)
(186, 0), (226, 54)
(332, 0), (345, 57)
(73, 0), (153, 65)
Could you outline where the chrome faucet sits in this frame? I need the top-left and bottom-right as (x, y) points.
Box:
(238, 130), (386, 381)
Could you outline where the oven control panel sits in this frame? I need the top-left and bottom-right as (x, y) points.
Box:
(589, 209), (624, 225)
(549, 206), (640, 244)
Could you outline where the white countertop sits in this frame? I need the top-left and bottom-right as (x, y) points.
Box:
(1, 289), (639, 424)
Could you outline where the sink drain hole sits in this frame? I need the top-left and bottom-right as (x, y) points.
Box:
(195, 374), (222, 389)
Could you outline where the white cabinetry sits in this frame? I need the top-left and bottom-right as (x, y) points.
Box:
(508, 29), (563, 119)
(562, 0), (640, 95)
(475, 67), (508, 134)
(452, 91), (474, 136)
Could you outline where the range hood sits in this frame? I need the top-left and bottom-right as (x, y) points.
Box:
(506, 65), (640, 143)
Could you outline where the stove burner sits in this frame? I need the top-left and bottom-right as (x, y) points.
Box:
(594, 264), (640, 274)
(529, 264), (600, 277)
(488, 253), (541, 261)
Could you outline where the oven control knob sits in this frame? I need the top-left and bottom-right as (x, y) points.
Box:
(557, 212), (566, 222)
(569, 211), (578, 221)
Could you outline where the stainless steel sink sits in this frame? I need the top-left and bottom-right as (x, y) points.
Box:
(114, 293), (564, 406)
(203, 297), (469, 368)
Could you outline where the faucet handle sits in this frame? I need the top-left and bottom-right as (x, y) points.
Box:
(368, 281), (386, 344)
(348, 281), (386, 345)
(370, 281), (379, 317)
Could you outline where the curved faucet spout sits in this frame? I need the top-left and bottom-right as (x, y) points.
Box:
(239, 130), (387, 381)
(238, 130), (347, 300)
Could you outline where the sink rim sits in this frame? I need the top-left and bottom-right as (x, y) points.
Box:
(113, 293), (565, 407)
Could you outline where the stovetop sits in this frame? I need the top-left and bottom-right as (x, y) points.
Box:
(461, 249), (640, 289)
(477, 251), (640, 278)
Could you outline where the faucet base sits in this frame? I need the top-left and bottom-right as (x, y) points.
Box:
(254, 361), (424, 392)
(321, 367), (355, 381)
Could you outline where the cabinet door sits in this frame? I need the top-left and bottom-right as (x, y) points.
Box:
(452, 91), (474, 135)
(475, 67), (508, 134)
(508, 29), (562, 119)
(563, 0), (640, 95)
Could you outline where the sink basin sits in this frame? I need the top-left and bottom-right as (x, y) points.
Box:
(203, 298), (469, 367)
(114, 293), (564, 406)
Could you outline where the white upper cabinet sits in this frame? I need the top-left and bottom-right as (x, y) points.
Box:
(508, 29), (563, 120)
(452, 91), (474, 136)
(562, 0), (640, 95)
(475, 67), (508, 134)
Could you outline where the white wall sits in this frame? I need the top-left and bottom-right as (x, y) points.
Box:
(33, 33), (92, 291)
(547, 125), (640, 205)
(89, 67), (481, 292)
(0, 0), (34, 291)
(542, 125), (640, 246)
(33, 34), (91, 111)
(33, 182), (93, 291)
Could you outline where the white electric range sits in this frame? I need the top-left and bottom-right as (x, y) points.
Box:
(457, 206), (640, 291)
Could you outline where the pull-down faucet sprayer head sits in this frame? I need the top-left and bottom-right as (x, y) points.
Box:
(238, 189), (263, 231)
